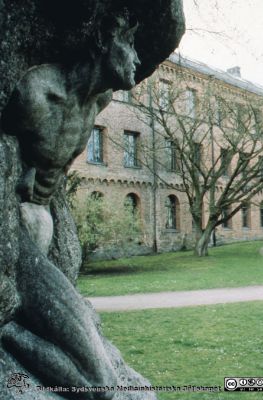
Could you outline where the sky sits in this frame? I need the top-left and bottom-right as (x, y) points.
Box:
(177, 0), (263, 86)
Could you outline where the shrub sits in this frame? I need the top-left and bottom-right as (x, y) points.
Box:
(70, 192), (142, 260)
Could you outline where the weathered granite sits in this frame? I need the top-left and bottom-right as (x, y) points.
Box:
(0, 135), (21, 326)
(48, 185), (82, 285)
(0, 1), (185, 399)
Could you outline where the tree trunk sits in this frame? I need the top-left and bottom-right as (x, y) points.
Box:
(194, 225), (214, 257)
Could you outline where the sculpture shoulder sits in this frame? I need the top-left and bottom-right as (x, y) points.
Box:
(1, 65), (67, 135)
(15, 64), (67, 105)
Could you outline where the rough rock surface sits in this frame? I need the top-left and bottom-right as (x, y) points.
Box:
(0, 1), (185, 399)
(1, 295), (156, 399)
(48, 186), (82, 285)
(0, 134), (21, 326)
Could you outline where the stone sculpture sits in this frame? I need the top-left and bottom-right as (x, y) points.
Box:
(0, 1), (185, 399)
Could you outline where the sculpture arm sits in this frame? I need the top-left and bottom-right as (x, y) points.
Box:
(1, 66), (67, 138)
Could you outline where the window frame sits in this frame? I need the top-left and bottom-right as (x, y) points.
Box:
(87, 126), (104, 164)
(123, 131), (140, 168)
(125, 193), (139, 218)
(165, 195), (179, 230)
(166, 139), (178, 172)
(121, 90), (131, 103)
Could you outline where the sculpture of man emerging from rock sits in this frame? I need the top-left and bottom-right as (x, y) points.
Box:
(0, 1), (185, 399)
(2, 9), (140, 253)
(2, 9), (140, 396)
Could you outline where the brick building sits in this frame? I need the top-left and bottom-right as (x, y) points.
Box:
(72, 53), (263, 255)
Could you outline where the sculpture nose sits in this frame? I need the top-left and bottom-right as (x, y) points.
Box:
(134, 51), (141, 67)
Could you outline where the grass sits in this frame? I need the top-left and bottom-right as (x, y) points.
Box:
(77, 241), (263, 297)
(100, 301), (263, 399)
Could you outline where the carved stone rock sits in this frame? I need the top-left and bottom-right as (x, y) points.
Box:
(0, 1), (185, 399)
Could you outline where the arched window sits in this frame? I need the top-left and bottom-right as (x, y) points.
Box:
(165, 195), (179, 230)
(124, 193), (139, 216)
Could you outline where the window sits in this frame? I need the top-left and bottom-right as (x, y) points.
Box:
(222, 206), (232, 228)
(166, 139), (178, 171)
(125, 193), (139, 216)
(241, 203), (250, 228)
(159, 79), (170, 111)
(120, 90), (131, 103)
(165, 195), (179, 230)
(186, 88), (196, 118)
(220, 148), (231, 176)
(124, 131), (139, 167)
(260, 203), (263, 228)
(87, 127), (103, 163)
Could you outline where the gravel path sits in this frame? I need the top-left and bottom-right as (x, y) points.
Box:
(88, 285), (263, 312)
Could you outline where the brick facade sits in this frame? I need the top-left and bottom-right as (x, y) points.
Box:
(71, 55), (263, 255)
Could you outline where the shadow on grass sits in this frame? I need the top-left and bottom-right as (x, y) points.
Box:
(80, 265), (138, 276)
(80, 254), (210, 276)
(80, 264), (155, 275)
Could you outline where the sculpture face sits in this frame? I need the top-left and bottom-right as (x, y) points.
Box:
(106, 26), (140, 90)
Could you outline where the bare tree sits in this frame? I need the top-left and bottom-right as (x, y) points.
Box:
(130, 72), (263, 256)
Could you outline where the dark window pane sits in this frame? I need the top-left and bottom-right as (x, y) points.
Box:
(165, 196), (177, 229)
(166, 140), (177, 171)
(124, 132), (138, 167)
(125, 193), (138, 216)
(87, 127), (103, 163)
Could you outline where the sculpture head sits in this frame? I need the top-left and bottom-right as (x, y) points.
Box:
(94, 8), (141, 90)
(48, 5), (141, 91)
(104, 15), (141, 90)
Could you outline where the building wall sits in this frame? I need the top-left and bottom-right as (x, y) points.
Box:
(71, 58), (263, 257)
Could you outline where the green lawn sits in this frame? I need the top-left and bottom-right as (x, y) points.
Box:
(77, 241), (263, 297)
(101, 301), (263, 399)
